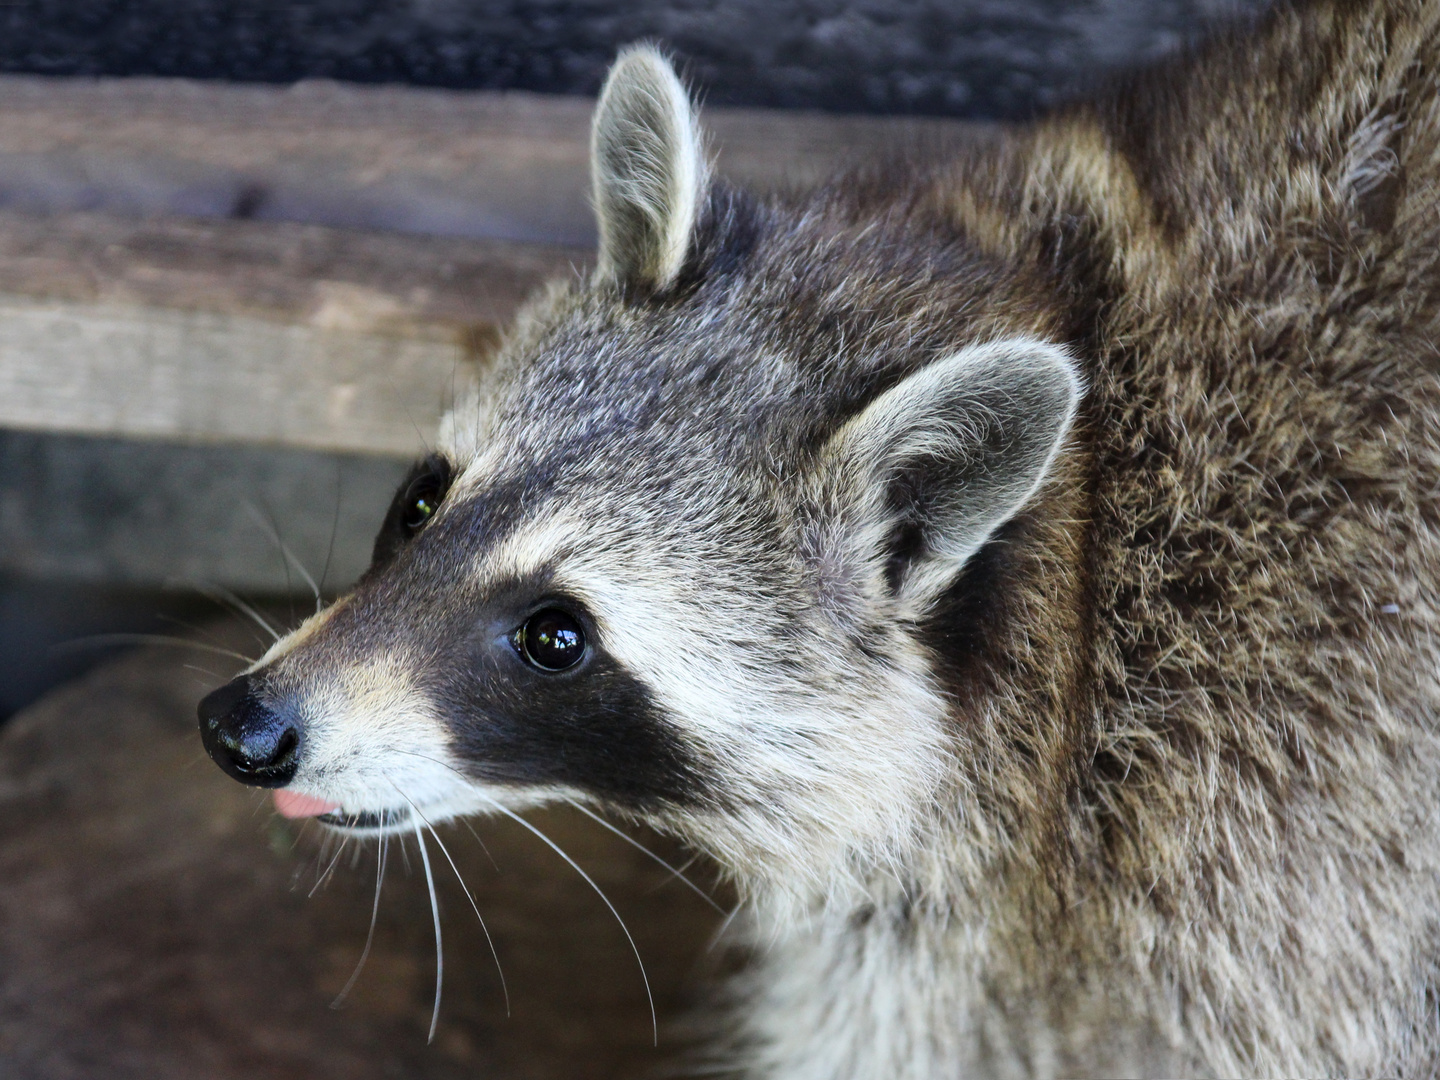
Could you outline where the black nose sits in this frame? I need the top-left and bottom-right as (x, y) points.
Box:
(197, 674), (300, 787)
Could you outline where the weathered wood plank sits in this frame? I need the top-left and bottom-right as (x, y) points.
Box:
(0, 79), (980, 455)
(0, 212), (587, 455)
(0, 209), (586, 328)
(0, 75), (980, 245)
(0, 296), (466, 456)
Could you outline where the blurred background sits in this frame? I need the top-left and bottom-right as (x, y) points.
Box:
(0, 4), (1274, 1077)
(0, 0), (1265, 721)
(4, 0), (1263, 117)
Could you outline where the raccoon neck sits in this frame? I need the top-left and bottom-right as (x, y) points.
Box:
(736, 117), (1130, 1013)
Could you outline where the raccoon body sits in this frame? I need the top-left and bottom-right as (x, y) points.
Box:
(198, 2), (1440, 1075)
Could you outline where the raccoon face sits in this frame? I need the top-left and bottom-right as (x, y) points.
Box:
(198, 47), (1080, 899)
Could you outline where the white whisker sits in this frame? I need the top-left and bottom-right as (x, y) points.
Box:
(289, 818), (311, 853)
(390, 785), (510, 1015)
(477, 792), (658, 1045)
(245, 500), (322, 607)
(51, 632), (254, 664)
(157, 613), (265, 666)
(563, 797), (723, 913)
(414, 819), (445, 1044)
(707, 900), (745, 954)
(332, 831), (388, 1009)
(460, 818), (502, 874)
(381, 747), (658, 1040)
(309, 835), (350, 898)
(187, 581), (282, 643)
(316, 463), (344, 610)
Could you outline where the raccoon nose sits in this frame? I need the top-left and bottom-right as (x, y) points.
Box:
(197, 674), (301, 788)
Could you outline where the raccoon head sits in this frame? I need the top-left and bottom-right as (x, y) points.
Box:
(198, 46), (1081, 907)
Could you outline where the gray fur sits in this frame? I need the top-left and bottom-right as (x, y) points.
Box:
(211, 8), (1440, 1077)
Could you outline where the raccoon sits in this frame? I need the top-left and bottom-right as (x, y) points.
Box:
(197, 1), (1440, 1075)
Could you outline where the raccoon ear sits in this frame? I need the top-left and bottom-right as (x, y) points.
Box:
(591, 45), (710, 291)
(824, 339), (1081, 609)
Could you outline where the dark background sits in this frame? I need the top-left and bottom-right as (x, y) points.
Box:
(2, 0), (1264, 119)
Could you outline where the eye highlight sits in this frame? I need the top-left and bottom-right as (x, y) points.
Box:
(401, 478), (443, 532)
(513, 609), (587, 671)
(399, 462), (450, 535)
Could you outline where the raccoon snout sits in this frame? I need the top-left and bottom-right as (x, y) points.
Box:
(197, 674), (301, 788)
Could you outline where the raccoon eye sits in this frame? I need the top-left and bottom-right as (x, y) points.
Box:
(513, 609), (586, 671)
(399, 460), (451, 535)
(371, 454), (454, 568)
(402, 484), (442, 532)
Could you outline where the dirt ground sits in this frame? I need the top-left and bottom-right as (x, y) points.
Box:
(0, 619), (730, 1079)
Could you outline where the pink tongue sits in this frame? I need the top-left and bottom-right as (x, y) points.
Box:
(273, 790), (341, 819)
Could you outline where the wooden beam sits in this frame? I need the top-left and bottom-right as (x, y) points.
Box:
(0, 211), (587, 455)
(0, 78), (982, 455)
(0, 75), (981, 246)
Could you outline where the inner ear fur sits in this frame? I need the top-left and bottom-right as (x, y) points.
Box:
(591, 45), (710, 292)
(822, 339), (1082, 609)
